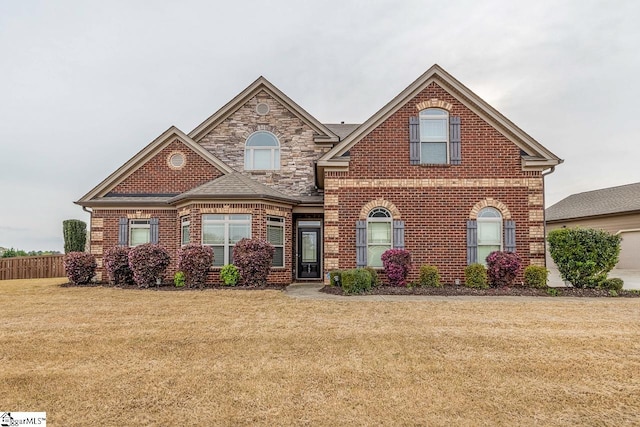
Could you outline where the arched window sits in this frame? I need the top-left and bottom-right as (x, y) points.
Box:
(244, 131), (280, 170)
(367, 208), (392, 267)
(419, 108), (449, 164)
(477, 207), (502, 264)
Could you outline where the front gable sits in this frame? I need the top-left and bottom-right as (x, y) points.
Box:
(319, 64), (562, 175)
(76, 127), (232, 206)
(190, 78), (340, 197)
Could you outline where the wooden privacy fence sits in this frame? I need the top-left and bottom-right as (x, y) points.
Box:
(0, 255), (66, 280)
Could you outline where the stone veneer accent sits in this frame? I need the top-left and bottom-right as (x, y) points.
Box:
(198, 90), (331, 197)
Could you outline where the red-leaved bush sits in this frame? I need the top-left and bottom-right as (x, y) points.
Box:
(64, 252), (96, 285)
(486, 251), (522, 287)
(128, 244), (171, 288)
(233, 238), (274, 286)
(178, 244), (214, 288)
(104, 246), (133, 285)
(381, 249), (411, 287)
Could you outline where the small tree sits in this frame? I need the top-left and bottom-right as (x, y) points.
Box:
(63, 220), (87, 253)
(548, 228), (621, 288)
(104, 246), (133, 285)
(128, 244), (171, 288)
(381, 249), (411, 287)
(233, 238), (274, 286)
(64, 252), (96, 285)
(486, 251), (522, 287)
(177, 244), (214, 288)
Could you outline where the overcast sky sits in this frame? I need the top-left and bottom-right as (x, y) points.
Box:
(1, 0), (639, 252)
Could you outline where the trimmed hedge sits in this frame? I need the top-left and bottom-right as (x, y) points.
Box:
(600, 277), (624, 292)
(465, 263), (488, 289)
(548, 227), (621, 288)
(340, 268), (373, 294)
(418, 265), (441, 287)
(64, 252), (96, 285)
(177, 244), (214, 288)
(524, 265), (548, 289)
(128, 244), (171, 288)
(63, 219), (87, 254)
(220, 264), (240, 286)
(104, 246), (133, 285)
(233, 238), (274, 286)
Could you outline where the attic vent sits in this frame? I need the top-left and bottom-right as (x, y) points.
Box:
(256, 102), (270, 115)
(167, 151), (186, 170)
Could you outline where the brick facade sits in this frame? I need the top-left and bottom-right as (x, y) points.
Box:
(80, 68), (559, 287)
(323, 82), (547, 284)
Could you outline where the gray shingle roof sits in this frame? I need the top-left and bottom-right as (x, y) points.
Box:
(170, 172), (301, 204)
(324, 123), (360, 140)
(546, 182), (640, 221)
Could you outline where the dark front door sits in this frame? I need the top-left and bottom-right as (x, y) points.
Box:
(298, 227), (321, 279)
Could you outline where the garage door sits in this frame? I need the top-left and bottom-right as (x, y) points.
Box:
(618, 230), (640, 269)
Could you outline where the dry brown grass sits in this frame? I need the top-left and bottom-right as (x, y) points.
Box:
(1, 278), (639, 426)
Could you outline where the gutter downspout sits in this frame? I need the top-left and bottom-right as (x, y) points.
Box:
(82, 206), (93, 252)
(541, 167), (556, 268)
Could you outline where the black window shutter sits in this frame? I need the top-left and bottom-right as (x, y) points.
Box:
(450, 116), (461, 165)
(118, 218), (128, 246)
(466, 220), (478, 265)
(409, 116), (421, 165)
(393, 220), (405, 249)
(504, 220), (516, 252)
(356, 220), (367, 268)
(150, 218), (159, 244)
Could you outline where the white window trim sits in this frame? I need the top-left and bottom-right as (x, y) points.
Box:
(244, 131), (281, 171)
(180, 216), (190, 246)
(202, 214), (252, 267)
(129, 219), (150, 247)
(366, 208), (393, 267)
(419, 108), (449, 164)
(477, 208), (503, 264)
(267, 216), (285, 268)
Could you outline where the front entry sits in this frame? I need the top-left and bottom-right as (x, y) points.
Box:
(297, 226), (321, 279)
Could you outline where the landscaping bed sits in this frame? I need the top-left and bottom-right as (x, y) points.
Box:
(321, 284), (640, 297)
(60, 282), (287, 291)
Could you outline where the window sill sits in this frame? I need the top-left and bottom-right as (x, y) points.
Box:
(417, 163), (451, 168)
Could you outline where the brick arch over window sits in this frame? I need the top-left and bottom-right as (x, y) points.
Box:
(359, 199), (401, 220)
(469, 198), (512, 220)
(415, 99), (453, 111)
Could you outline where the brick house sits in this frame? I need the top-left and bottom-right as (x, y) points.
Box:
(76, 65), (562, 284)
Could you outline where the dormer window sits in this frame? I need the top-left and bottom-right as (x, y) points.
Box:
(419, 108), (449, 164)
(244, 131), (280, 170)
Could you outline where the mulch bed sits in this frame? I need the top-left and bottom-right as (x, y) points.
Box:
(60, 282), (287, 291)
(320, 285), (640, 298)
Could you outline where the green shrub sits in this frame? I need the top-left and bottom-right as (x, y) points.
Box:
(547, 288), (559, 297)
(524, 265), (549, 288)
(329, 270), (342, 286)
(548, 228), (621, 288)
(418, 265), (441, 287)
(608, 289), (619, 297)
(220, 264), (240, 286)
(600, 277), (624, 292)
(464, 263), (488, 289)
(363, 267), (381, 287)
(341, 268), (373, 294)
(174, 271), (186, 287)
(63, 219), (87, 254)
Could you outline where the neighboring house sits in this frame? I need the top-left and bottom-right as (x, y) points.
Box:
(546, 183), (640, 269)
(76, 64), (562, 284)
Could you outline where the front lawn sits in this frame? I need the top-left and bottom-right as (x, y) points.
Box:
(2, 278), (640, 425)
